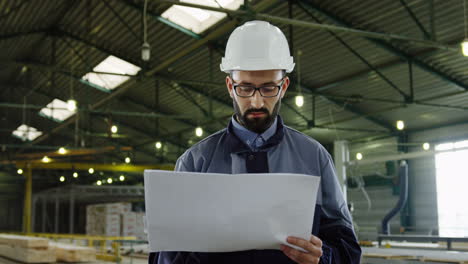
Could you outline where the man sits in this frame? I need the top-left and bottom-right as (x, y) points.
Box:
(150, 20), (361, 264)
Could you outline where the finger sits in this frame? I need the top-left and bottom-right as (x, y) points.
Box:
(309, 235), (323, 248)
(281, 244), (317, 264)
(287, 236), (322, 257)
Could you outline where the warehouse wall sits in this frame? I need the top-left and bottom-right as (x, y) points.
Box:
(408, 123), (468, 235)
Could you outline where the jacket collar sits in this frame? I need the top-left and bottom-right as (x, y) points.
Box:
(225, 115), (285, 154)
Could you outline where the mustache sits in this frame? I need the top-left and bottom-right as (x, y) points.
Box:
(244, 108), (269, 115)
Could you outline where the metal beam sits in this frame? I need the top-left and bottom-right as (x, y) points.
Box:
(9, 84), (177, 162)
(102, 0), (140, 41)
(154, 0), (457, 52)
(298, 0), (468, 92)
(399, 0), (431, 40)
(13, 162), (174, 172)
(296, 4), (409, 100)
(0, 29), (47, 41)
(22, 0), (280, 147)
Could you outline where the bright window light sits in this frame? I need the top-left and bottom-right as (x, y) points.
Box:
(39, 99), (75, 122)
(12, 124), (43, 141)
(161, 0), (244, 34)
(435, 139), (468, 237)
(435, 142), (454, 151)
(82, 55), (141, 91)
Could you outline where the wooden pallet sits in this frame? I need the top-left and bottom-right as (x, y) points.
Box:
(50, 242), (96, 262)
(0, 244), (56, 263)
(0, 235), (48, 249)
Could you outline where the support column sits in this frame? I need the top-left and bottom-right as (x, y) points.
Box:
(31, 196), (37, 233)
(22, 166), (32, 233)
(54, 195), (59, 233)
(333, 140), (349, 202)
(41, 197), (46, 232)
(69, 193), (75, 234)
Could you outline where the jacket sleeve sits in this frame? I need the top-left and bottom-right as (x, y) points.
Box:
(318, 151), (362, 264)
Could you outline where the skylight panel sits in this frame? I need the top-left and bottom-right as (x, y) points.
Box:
(39, 99), (75, 122)
(82, 55), (141, 91)
(12, 124), (43, 141)
(162, 0), (244, 34)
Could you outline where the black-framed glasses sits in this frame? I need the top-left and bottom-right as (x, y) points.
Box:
(232, 78), (285, 98)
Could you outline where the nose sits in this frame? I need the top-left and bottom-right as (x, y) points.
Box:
(249, 90), (264, 109)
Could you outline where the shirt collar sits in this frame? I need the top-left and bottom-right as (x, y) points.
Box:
(231, 116), (278, 150)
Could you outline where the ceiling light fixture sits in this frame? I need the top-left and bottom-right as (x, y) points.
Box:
(423, 142), (430, 150)
(67, 99), (77, 112)
(42, 156), (51, 163)
(119, 175), (125, 181)
(356, 153), (363, 160)
(58, 147), (67, 155)
(125, 157), (131, 164)
(73, 172), (78, 178)
(155, 141), (162, 149)
(111, 125), (118, 134)
(295, 95), (304, 107)
(17, 169), (23, 175)
(88, 168), (94, 174)
(396, 120), (405, 130)
(195, 127), (203, 137)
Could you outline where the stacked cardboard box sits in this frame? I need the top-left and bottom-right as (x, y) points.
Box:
(121, 212), (137, 237)
(86, 203), (147, 241)
(86, 203), (130, 236)
(135, 212), (147, 240)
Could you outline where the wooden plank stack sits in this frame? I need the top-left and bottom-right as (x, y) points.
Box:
(0, 234), (56, 263)
(49, 242), (96, 262)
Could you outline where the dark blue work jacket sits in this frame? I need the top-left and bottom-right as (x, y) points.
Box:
(149, 116), (361, 264)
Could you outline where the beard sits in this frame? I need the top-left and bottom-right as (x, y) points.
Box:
(233, 99), (281, 134)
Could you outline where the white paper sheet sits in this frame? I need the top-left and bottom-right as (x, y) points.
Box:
(144, 170), (320, 252)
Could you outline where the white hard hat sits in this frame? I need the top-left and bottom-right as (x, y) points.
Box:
(220, 20), (295, 73)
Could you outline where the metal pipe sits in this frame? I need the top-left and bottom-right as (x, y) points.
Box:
(381, 161), (408, 234)
(154, 0), (455, 51)
(347, 145), (468, 166)
(0, 102), (192, 119)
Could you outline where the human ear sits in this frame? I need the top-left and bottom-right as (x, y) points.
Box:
(226, 76), (234, 98)
(280, 76), (290, 98)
